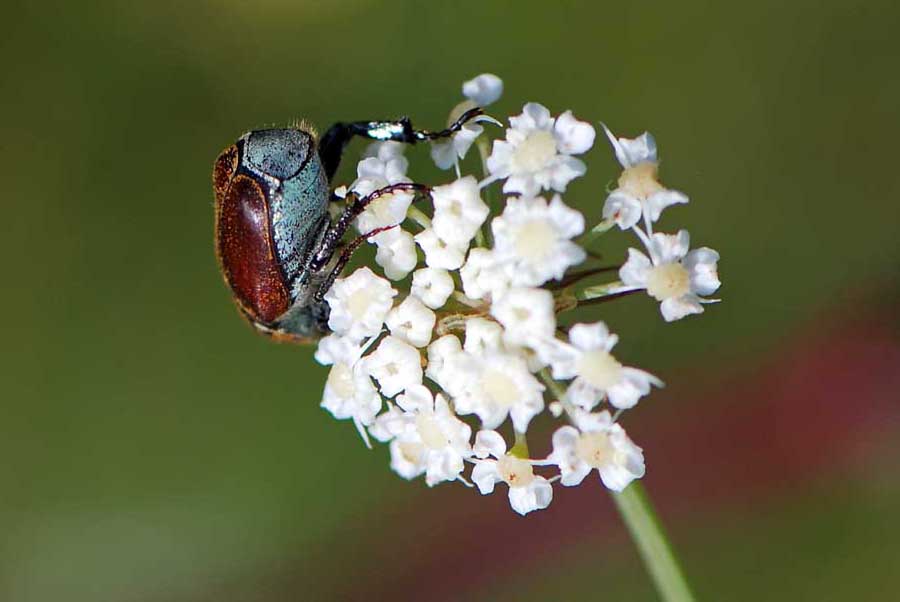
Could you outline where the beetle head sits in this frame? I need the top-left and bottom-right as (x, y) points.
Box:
(244, 128), (315, 180)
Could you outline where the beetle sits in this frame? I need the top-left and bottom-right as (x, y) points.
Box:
(213, 109), (482, 343)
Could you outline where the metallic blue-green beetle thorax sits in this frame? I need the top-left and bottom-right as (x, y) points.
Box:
(240, 128), (330, 290)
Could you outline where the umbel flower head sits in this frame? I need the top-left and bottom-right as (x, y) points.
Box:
(315, 74), (722, 515)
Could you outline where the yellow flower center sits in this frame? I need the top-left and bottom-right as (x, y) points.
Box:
(327, 363), (355, 399)
(398, 440), (425, 465)
(575, 349), (623, 390)
(481, 368), (520, 409)
(416, 414), (448, 450)
(575, 432), (615, 469)
(346, 288), (372, 321)
(646, 263), (690, 301)
(513, 220), (557, 262)
(498, 454), (535, 487)
(510, 130), (557, 173)
(618, 162), (663, 199)
(446, 198), (464, 218)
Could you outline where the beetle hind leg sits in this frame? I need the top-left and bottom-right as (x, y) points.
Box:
(309, 182), (432, 274)
(313, 225), (399, 303)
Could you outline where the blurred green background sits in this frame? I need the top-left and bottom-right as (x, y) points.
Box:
(3, 1), (899, 600)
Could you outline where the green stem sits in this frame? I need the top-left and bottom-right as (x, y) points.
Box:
(407, 205), (432, 229)
(509, 430), (530, 458)
(475, 136), (494, 248)
(611, 482), (697, 602)
(575, 281), (626, 301)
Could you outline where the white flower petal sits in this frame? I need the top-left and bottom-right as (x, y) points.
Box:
(485, 139), (513, 178)
(649, 230), (691, 264)
(660, 295), (705, 322)
(464, 317), (504, 356)
(321, 363), (382, 429)
(324, 267), (397, 341)
(364, 336), (423, 398)
(430, 138), (458, 171)
(394, 384), (433, 415)
(471, 459), (502, 494)
(644, 189), (689, 222)
(362, 141), (407, 162)
(460, 248), (510, 301)
(601, 124), (657, 168)
(606, 367), (661, 410)
(553, 111), (596, 155)
(314, 333), (362, 366)
(619, 248), (653, 288)
(510, 102), (553, 131)
(508, 477), (553, 515)
(410, 267), (455, 309)
(415, 228), (466, 270)
(473, 429), (508, 459)
(385, 295), (436, 348)
(602, 190), (642, 230)
(490, 287), (556, 347)
(432, 176), (489, 249)
(548, 155), (587, 192)
(462, 73), (503, 106)
(568, 322), (618, 353)
(570, 408), (614, 433)
(374, 229), (417, 280)
(425, 334), (463, 393)
(388, 438), (427, 480)
(684, 247), (721, 296)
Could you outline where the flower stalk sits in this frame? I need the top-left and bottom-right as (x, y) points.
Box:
(612, 482), (696, 602)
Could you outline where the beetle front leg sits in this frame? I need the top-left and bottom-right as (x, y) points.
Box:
(318, 107), (484, 181)
(309, 182), (432, 274)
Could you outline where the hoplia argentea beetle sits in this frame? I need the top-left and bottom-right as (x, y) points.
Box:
(213, 109), (482, 343)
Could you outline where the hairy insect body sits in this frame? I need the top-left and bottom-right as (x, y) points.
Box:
(214, 129), (331, 342)
(213, 108), (483, 343)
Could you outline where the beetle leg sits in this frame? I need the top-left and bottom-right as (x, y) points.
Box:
(318, 107), (484, 182)
(313, 225), (399, 302)
(309, 182), (431, 273)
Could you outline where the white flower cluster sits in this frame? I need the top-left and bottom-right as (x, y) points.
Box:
(315, 74), (722, 515)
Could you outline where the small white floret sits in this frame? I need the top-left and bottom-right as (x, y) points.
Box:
(459, 248), (510, 301)
(431, 176), (490, 249)
(485, 103), (595, 196)
(491, 194), (586, 286)
(471, 430), (553, 515)
(451, 350), (544, 432)
(324, 267), (397, 342)
(315, 334), (382, 447)
(364, 335), (423, 398)
(601, 124), (688, 230)
(490, 287), (557, 348)
(369, 385), (473, 486)
(425, 334), (464, 396)
(462, 73), (503, 107)
(385, 295), (436, 348)
(373, 229), (417, 281)
(619, 230), (721, 322)
(410, 267), (455, 309)
(546, 409), (645, 492)
(414, 228), (466, 270)
(548, 322), (662, 410)
(351, 150), (414, 235)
